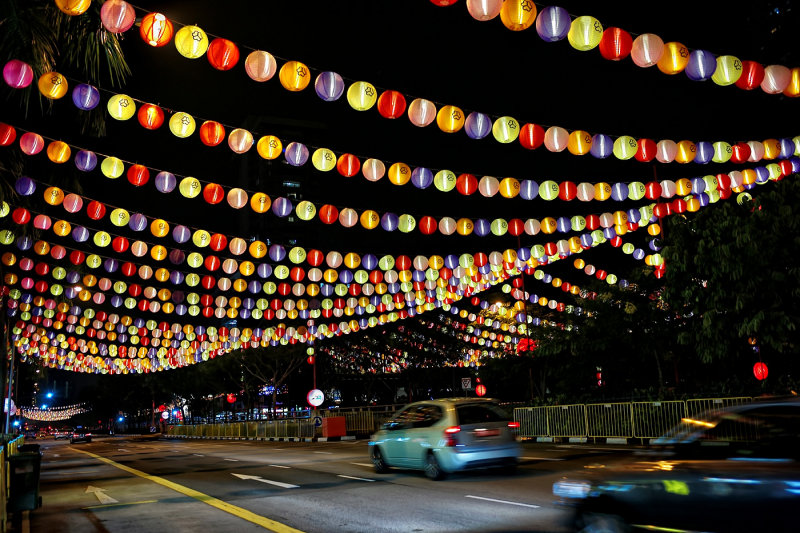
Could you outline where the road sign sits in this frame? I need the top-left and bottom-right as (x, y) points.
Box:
(461, 377), (472, 390)
(313, 416), (322, 427)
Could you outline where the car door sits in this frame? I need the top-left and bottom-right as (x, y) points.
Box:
(401, 404), (444, 468)
(380, 407), (416, 467)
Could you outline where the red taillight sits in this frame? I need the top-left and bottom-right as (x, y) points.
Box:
(444, 426), (460, 446)
(508, 422), (520, 429)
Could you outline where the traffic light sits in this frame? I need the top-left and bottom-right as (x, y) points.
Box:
(596, 366), (603, 387)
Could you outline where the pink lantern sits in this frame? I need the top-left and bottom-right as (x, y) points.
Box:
(466, 0), (502, 21)
(3, 60), (33, 89)
(100, 0), (136, 33)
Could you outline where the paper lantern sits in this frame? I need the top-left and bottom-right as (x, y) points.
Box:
(312, 148), (336, 171)
(493, 116), (520, 143)
(127, 164), (149, 186)
(500, 0), (537, 31)
(315, 71), (344, 101)
(346, 81), (377, 111)
(657, 42), (689, 74)
(179, 177), (201, 198)
(75, 150), (97, 172)
(279, 60), (310, 91)
(536, 6), (570, 42)
(228, 128), (254, 154)
(519, 123), (544, 150)
(685, 49), (716, 81)
(55, 0), (92, 15)
(154, 171), (176, 193)
(71, 83), (100, 110)
(436, 105), (464, 133)
(38, 72), (68, 99)
(568, 16), (603, 51)
(675, 140), (696, 163)
(388, 162), (411, 185)
(613, 136), (637, 160)
(467, 0), (502, 21)
(372, 90), (406, 121)
(203, 184), (224, 204)
(47, 141), (71, 163)
(634, 138), (656, 162)
(408, 98), (436, 127)
(207, 38), (240, 71)
(753, 362), (768, 381)
(783, 68), (800, 97)
(107, 94), (136, 120)
(140, 13), (174, 47)
(712, 142), (732, 163)
(761, 64), (791, 94)
(169, 112), (196, 138)
(599, 27), (632, 61)
(735, 60), (765, 90)
(3, 60), (33, 88)
(135, 103), (163, 130)
(101, 0), (135, 33)
(245, 51), (277, 82)
(256, 135), (282, 159)
(337, 153), (360, 177)
(250, 193), (271, 213)
(174, 25), (209, 59)
(463, 112), (490, 140)
(711, 55), (743, 86)
(19, 132), (44, 155)
(544, 126), (568, 152)
(285, 142), (309, 166)
(567, 130), (592, 155)
(198, 121), (225, 146)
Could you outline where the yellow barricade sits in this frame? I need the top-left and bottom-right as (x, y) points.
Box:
(513, 406), (549, 438)
(546, 404), (588, 437)
(585, 403), (632, 438)
(685, 397), (752, 418)
(632, 401), (686, 439)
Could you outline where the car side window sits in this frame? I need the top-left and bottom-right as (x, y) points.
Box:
(410, 405), (443, 428)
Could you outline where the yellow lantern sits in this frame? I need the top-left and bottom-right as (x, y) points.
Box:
(46, 141), (71, 163)
(613, 136), (638, 160)
(568, 16), (603, 51)
(312, 148), (336, 171)
(567, 130), (592, 155)
(295, 200), (316, 221)
(500, 0), (537, 31)
(499, 177), (520, 198)
(250, 192), (271, 213)
(711, 55), (743, 86)
(107, 94), (136, 120)
(101, 156), (125, 178)
(55, 0), (91, 15)
(179, 177), (201, 198)
(360, 210), (380, 230)
(657, 42), (689, 74)
(38, 72), (68, 99)
(492, 116), (520, 143)
(675, 140), (696, 163)
(387, 162), (411, 185)
(256, 135), (282, 159)
(279, 60), (310, 91)
(169, 112), (196, 138)
(174, 25), (209, 59)
(346, 81), (377, 111)
(436, 105), (465, 133)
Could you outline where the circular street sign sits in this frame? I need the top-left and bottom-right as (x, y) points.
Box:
(307, 388), (325, 407)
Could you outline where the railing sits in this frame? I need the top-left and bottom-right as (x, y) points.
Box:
(169, 419), (315, 439)
(513, 396), (756, 440)
(1, 435), (23, 532)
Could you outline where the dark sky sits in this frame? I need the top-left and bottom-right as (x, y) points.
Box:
(4, 0), (800, 394)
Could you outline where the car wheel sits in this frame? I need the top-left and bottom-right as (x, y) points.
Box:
(424, 452), (445, 480)
(371, 446), (389, 473)
(577, 512), (629, 533)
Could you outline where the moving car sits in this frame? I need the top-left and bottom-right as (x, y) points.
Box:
(369, 398), (521, 480)
(70, 426), (92, 444)
(553, 398), (800, 532)
(53, 429), (70, 440)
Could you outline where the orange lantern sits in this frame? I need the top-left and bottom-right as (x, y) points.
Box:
(137, 104), (164, 130)
(140, 13), (174, 47)
(199, 121), (225, 146)
(207, 38), (240, 71)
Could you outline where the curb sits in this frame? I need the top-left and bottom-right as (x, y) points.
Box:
(167, 435), (356, 442)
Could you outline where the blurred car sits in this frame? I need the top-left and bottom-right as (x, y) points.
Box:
(53, 429), (70, 440)
(369, 398), (521, 480)
(553, 399), (800, 532)
(70, 426), (92, 444)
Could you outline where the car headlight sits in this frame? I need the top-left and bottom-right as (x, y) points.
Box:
(553, 479), (592, 499)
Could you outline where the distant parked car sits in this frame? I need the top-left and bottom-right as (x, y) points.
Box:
(70, 427), (92, 444)
(369, 398), (521, 480)
(53, 430), (70, 440)
(553, 398), (800, 532)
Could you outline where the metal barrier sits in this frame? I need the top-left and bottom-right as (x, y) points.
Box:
(513, 397), (756, 441)
(168, 419), (315, 439)
(586, 403), (633, 438)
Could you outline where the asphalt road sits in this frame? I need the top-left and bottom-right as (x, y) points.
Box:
(19, 436), (636, 533)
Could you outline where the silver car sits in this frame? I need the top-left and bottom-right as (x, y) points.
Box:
(369, 398), (521, 480)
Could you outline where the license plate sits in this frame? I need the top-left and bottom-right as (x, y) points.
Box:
(475, 429), (500, 437)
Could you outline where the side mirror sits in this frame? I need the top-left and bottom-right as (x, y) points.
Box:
(383, 421), (407, 431)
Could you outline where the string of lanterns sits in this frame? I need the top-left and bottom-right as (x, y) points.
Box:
(21, 402), (89, 421)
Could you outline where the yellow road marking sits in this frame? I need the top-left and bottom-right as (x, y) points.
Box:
(71, 448), (305, 532)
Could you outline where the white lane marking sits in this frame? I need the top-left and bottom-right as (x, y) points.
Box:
(231, 473), (298, 488)
(313, 451), (333, 455)
(522, 456), (564, 461)
(465, 495), (540, 508)
(224, 458), (239, 462)
(338, 475), (374, 482)
(52, 454), (60, 457)
(118, 449), (130, 452)
(351, 463), (374, 468)
(193, 454), (204, 457)
(268, 464), (291, 469)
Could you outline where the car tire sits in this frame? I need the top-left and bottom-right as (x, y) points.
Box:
(577, 512), (629, 533)
(371, 447), (389, 473)
(424, 452), (445, 480)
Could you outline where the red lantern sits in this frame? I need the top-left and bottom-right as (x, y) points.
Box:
(753, 362), (768, 381)
(735, 60), (765, 91)
(207, 38), (240, 71)
(377, 90), (407, 119)
(226, 393), (236, 404)
(86, 201), (106, 220)
(306, 249), (324, 266)
(598, 27), (632, 61)
(634, 138), (657, 162)
(158, 404), (166, 412)
(307, 356), (315, 364)
(519, 123), (544, 150)
(475, 384), (487, 397)
(508, 219), (524, 236)
(419, 215), (437, 235)
(0, 123), (17, 146)
(456, 173), (478, 195)
(127, 164), (150, 186)
(137, 104), (164, 130)
(140, 13), (174, 47)
(644, 181), (662, 200)
(203, 183), (225, 204)
(558, 181), (577, 201)
(319, 204), (338, 224)
(730, 142), (751, 163)
(199, 121), (226, 146)
(336, 153), (361, 177)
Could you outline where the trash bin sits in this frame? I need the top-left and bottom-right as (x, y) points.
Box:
(6, 451), (43, 512)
